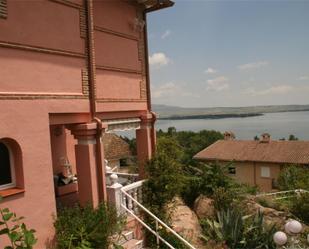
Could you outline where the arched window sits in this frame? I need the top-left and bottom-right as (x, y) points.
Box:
(0, 141), (16, 190)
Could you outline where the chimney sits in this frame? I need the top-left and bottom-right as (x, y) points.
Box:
(224, 131), (235, 141)
(260, 133), (271, 143)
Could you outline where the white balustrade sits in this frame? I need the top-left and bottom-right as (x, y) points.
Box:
(106, 172), (196, 249)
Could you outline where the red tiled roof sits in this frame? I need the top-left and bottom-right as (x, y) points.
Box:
(194, 140), (309, 165)
(103, 133), (132, 160)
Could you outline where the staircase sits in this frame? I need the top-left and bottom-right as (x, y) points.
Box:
(114, 216), (144, 249)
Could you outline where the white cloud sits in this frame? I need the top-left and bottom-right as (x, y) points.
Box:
(204, 67), (218, 74)
(238, 61), (269, 70)
(206, 76), (229, 91)
(149, 52), (170, 67)
(161, 30), (171, 39)
(244, 85), (294, 96)
(298, 76), (309, 81)
(152, 82), (199, 99)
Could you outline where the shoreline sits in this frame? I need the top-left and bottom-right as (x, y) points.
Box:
(158, 113), (263, 120)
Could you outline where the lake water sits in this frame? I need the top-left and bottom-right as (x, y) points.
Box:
(155, 111), (309, 140)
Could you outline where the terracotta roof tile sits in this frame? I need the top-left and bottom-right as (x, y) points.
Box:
(103, 133), (132, 160)
(194, 140), (309, 165)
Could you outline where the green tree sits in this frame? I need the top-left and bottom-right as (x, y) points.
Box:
(288, 134), (298, 141)
(277, 165), (309, 190)
(143, 136), (185, 220)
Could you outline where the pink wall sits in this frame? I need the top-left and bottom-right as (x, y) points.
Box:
(0, 0), (84, 53)
(96, 70), (142, 99)
(0, 48), (85, 94)
(95, 31), (141, 70)
(93, 0), (139, 38)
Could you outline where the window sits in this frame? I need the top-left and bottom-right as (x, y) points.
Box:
(228, 166), (236, 175)
(0, 142), (16, 190)
(261, 166), (270, 178)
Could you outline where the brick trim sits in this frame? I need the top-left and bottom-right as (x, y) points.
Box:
(96, 65), (142, 75)
(81, 69), (89, 95)
(80, 7), (86, 38)
(0, 94), (87, 100)
(96, 99), (147, 103)
(49, 0), (82, 9)
(94, 26), (139, 41)
(0, 0), (7, 19)
(0, 41), (85, 58)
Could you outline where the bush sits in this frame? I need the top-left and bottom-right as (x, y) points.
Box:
(143, 137), (185, 221)
(182, 162), (235, 207)
(0, 196), (37, 249)
(54, 203), (123, 249)
(290, 193), (309, 225)
(142, 137), (186, 248)
(277, 165), (309, 190)
(212, 187), (237, 212)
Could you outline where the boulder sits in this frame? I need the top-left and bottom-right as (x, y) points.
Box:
(246, 197), (289, 227)
(193, 195), (215, 219)
(168, 197), (206, 248)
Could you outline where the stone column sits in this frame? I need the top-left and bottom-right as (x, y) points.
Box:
(71, 122), (106, 207)
(136, 113), (155, 178)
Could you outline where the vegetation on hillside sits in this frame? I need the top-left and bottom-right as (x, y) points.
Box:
(140, 128), (309, 248)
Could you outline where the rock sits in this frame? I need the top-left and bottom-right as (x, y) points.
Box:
(193, 195), (215, 219)
(168, 197), (206, 248)
(246, 197), (289, 228)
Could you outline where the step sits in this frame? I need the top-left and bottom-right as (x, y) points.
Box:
(122, 239), (143, 249)
(118, 230), (134, 245)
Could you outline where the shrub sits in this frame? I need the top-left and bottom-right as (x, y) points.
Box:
(54, 203), (123, 249)
(0, 196), (37, 249)
(277, 165), (309, 190)
(290, 193), (309, 225)
(212, 187), (237, 212)
(142, 137), (185, 221)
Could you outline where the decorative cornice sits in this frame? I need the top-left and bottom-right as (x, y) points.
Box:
(94, 26), (139, 41)
(96, 65), (142, 75)
(0, 0), (7, 19)
(0, 41), (85, 58)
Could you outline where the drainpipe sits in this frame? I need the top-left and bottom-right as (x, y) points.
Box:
(143, 11), (157, 155)
(143, 12), (152, 111)
(85, 0), (107, 202)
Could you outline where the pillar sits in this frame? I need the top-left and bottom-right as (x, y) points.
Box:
(136, 113), (156, 178)
(70, 122), (107, 207)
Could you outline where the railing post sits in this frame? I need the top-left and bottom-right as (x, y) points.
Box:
(106, 174), (123, 214)
(155, 220), (160, 248)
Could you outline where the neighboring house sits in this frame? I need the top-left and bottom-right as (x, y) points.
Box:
(0, 0), (173, 247)
(103, 133), (132, 168)
(194, 132), (309, 192)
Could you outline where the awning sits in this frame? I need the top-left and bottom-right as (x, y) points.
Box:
(104, 118), (141, 132)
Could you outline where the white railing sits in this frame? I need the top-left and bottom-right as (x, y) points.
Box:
(106, 173), (196, 249)
(256, 189), (309, 200)
(120, 180), (197, 249)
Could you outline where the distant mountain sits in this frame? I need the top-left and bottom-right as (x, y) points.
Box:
(152, 104), (309, 119)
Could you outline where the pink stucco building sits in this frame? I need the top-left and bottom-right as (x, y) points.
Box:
(0, 0), (173, 247)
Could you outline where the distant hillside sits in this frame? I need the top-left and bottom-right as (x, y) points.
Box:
(152, 104), (309, 119)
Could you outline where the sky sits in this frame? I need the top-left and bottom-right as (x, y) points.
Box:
(147, 0), (309, 108)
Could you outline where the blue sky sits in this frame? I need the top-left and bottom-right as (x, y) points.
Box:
(147, 0), (309, 107)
